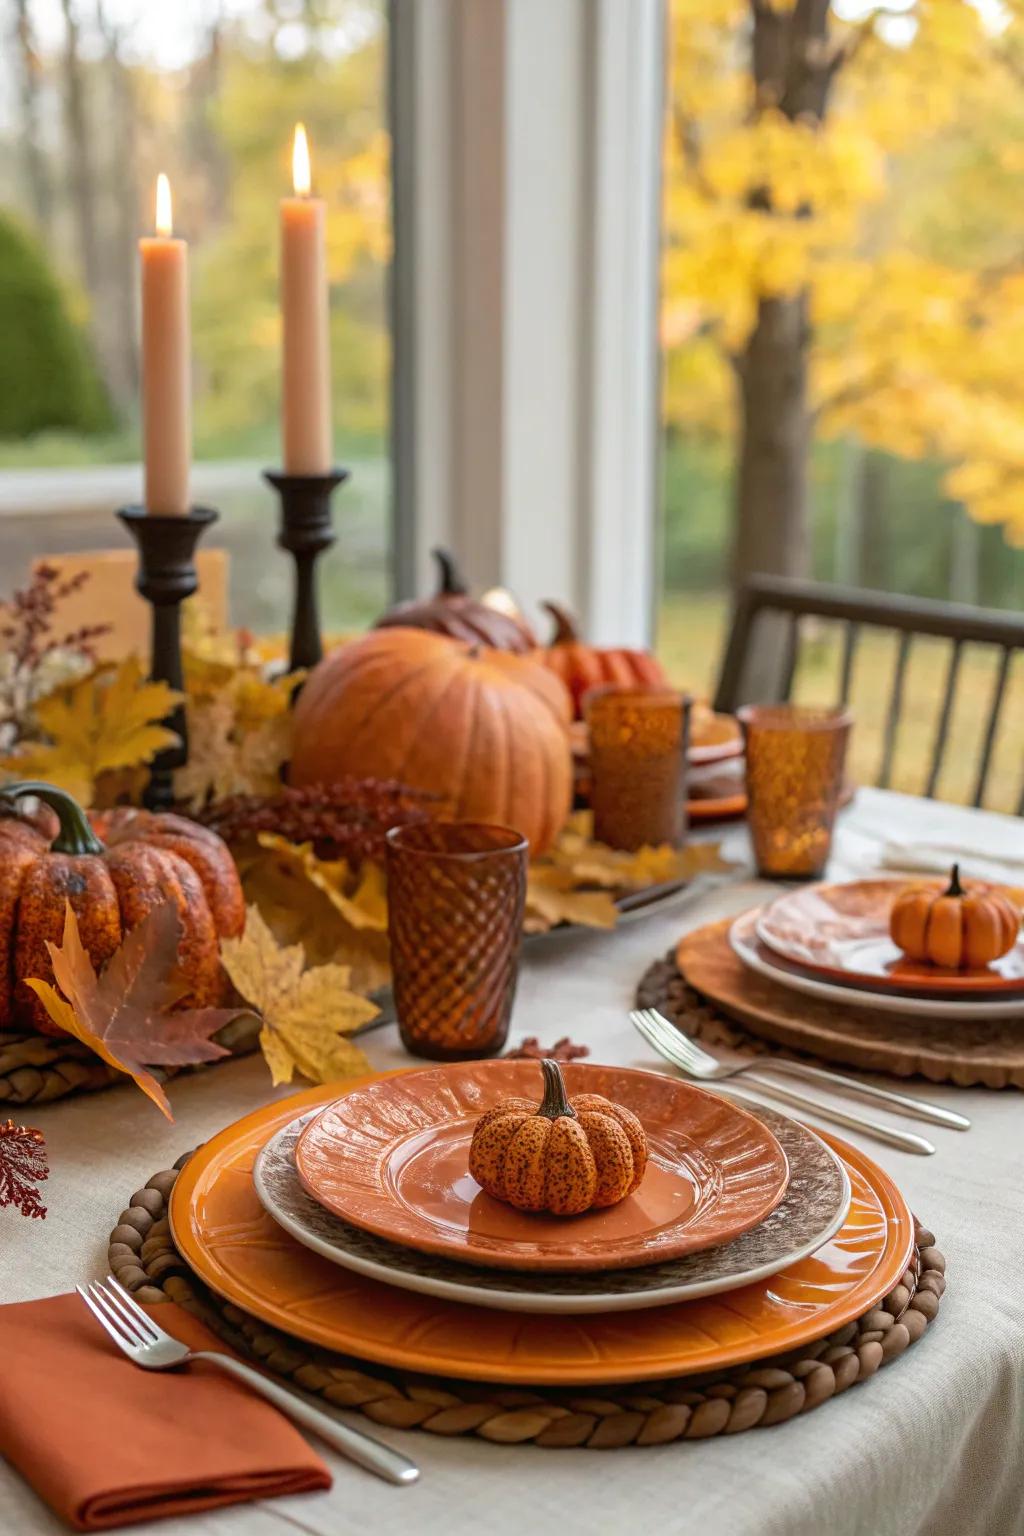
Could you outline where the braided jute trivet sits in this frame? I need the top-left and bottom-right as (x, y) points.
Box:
(0, 1014), (261, 1108)
(106, 1155), (946, 1449)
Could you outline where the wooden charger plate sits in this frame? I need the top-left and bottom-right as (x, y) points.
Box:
(168, 1076), (913, 1386)
(677, 917), (1024, 1089)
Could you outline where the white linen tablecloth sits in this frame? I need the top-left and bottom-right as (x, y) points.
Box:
(2, 789), (1023, 1536)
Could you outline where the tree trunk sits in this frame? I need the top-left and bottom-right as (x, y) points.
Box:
(97, 3), (139, 405)
(59, 0), (102, 303)
(732, 292), (810, 586)
(12, 0), (54, 237)
(731, 0), (841, 593)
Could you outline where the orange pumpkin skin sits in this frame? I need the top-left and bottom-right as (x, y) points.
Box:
(889, 864), (1020, 970)
(468, 1061), (648, 1215)
(539, 601), (669, 720)
(289, 628), (573, 856)
(0, 784), (244, 1036)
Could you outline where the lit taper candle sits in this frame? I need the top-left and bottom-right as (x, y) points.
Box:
(139, 174), (191, 515)
(281, 123), (332, 474)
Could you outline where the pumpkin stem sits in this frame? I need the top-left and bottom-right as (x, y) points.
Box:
(0, 781), (104, 855)
(536, 1057), (576, 1120)
(945, 862), (965, 898)
(432, 547), (469, 596)
(541, 599), (581, 646)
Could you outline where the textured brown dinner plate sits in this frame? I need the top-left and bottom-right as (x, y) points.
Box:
(294, 1061), (790, 1272)
(758, 878), (1024, 995)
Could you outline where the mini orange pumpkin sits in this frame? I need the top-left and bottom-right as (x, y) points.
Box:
(538, 600), (669, 720)
(468, 1060), (648, 1215)
(889, 863), (1021, 970)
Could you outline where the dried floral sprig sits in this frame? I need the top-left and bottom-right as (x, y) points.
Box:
(0, 1120), (49, 1219)
(504, 1037), (590, 1063)
(195, 780), (438, 866)
(0, 565), (111, 743)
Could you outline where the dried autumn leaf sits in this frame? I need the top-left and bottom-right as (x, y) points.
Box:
(240, 841), (392, 994)
(525, 867), (619, 933)
(25, 901), (241, 1120)
(0, 657), (181, 805)
(544, 811), (735, 889)
(219, 905), (378, 1087)
(256, 834), (389, 931)
(174, 662), (300, 809)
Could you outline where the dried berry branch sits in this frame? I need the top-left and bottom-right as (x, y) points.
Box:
(195, 780), (438, 866)
(504, 1037), (591, 1063)
(0, 565), (111, 744)
(0, 1120), (49, 1219)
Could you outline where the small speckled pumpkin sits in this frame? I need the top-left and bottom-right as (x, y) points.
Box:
(890, 862), (1020, 970)
(468, 1060), (648, 1215)
(0, 781), (245, 1035)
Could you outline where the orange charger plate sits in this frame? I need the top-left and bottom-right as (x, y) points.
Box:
(169, 1076), (914, 1387)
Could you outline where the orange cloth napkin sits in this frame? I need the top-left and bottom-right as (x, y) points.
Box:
(0, 1292), (331, 1530)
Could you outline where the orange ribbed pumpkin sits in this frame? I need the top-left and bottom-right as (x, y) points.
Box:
(539, 601), (669, 720)
(889, 864), (1021, 970)
(0, 782), (244, 1036)
(289, 628), (573, 855)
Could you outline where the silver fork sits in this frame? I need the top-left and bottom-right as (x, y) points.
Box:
(631, 1007), (969, 1131)
(630, 1008), (940, 1155)
(77, 1276), (419, 1487)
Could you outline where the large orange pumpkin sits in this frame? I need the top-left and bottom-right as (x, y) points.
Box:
(539, 601), (669, 719)
(289, 629), (573, 855)
(0, 782), (245, 1036)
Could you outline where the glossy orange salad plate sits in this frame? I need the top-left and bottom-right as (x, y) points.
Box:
(758, 878), (1024, 995)
(168, 1076), (914, 1386)
(293, 1062), (789, 1272)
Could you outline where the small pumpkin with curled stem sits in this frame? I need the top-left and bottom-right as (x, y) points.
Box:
(889, 862), (1021, 970)
(468, 1060), (648, 1215)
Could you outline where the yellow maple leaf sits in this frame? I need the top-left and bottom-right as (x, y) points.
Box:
(240, 844), (392, 995)
(524, 868), (619, 934)
(256, 834), (389, 932)
(219, 905), (378, 1087)
(174, 664), (299, 809)
(1, 658), (181, 804)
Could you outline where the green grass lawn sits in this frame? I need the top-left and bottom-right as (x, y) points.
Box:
(657, 590), (1024, 815)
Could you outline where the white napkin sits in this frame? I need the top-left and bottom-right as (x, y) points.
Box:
(878, 815), (1024, 887)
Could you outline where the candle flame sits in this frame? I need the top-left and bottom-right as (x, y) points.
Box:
(155, 173), (173, 237)
(292, 123), (311, 197)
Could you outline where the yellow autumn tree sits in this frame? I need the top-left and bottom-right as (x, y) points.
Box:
(662, 0), (1024, 576)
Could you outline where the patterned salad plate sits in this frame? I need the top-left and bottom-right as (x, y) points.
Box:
(255, 1106), (850, 1313)
(168, 1078), (914, 1385)
(292, 1061), (791, 1272)
(730, 908), (1024, 1020)
(758, 878), (1024, 995)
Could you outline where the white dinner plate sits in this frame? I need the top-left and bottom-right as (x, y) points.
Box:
(252, 1107), (851, 1314)
(730, 908), (1024, 1020)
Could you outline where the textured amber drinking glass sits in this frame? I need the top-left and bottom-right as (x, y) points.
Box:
(739, 705), (852, 879)
(385, 822), (528, 1061)
(585, 688), (690, 851)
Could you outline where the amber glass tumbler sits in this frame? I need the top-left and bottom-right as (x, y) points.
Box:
(385, 822), (528, 1060)
(739, 704), (852, 879)
(585, 687), (690, 851)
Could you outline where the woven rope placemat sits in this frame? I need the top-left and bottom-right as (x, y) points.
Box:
(0, 1014), (261, 1108)
(106, 1155), (945, 1448)
(635, 951), (805, 1061)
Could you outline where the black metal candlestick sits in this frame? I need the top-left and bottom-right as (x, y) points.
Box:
(263, 469), (349, 673)
(117, 505), (219, 811)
